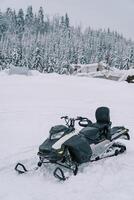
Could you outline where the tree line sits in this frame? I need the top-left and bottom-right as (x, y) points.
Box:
(0, 6), (134, 74)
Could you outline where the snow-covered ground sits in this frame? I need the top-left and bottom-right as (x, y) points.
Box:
(0, 72), (134, 200)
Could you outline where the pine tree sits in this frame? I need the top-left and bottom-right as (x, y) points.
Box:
(16, 9), (24, 38)
(5, 8), (16, 34)
(15, 9), (25, 66)
(37, 7), (45, 34)
(32, 47), (44, 72)
(129, 48), (134, 68)
(25, 6), (34, 36)
(11, 48), (20, 66)
(25, 6), (33, 26)
(0, 11), (8, 39)
(65, 13), (69, 28)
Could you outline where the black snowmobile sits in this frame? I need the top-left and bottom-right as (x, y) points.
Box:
(126, 75), (134, 83)
(15, 107), (130, 181)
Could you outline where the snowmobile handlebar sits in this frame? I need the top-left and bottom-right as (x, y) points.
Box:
(61, 116), (91, 128)
(61, 116), (68, 120)
(61, 116), (75, 128)
(76, 116), (89, 121)
(61, 116), (89, 121)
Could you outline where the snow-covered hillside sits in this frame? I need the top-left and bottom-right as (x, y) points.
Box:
(0, 73), (134, 200)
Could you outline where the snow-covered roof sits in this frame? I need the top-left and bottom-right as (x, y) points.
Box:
(71, 63), (98, 68)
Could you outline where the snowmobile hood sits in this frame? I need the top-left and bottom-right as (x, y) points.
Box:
(39, 138), (58, 154)
(49, 125), (71, 140)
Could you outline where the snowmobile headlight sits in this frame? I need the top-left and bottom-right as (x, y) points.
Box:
(57, 150), (64, 154)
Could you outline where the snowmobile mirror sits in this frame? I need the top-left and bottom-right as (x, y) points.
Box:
(78, 118), (92, 127)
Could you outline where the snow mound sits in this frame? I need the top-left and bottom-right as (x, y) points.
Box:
(0, 69), (9, 76)
(8, 65), (30, 75)
(0, 67), (44, 77)
(30, 70), (44, 76)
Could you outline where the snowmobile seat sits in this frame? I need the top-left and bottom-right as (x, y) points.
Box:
(79, 127), (100, 142)
(92, 107), (112, 139)
(95, 107), (111, 125)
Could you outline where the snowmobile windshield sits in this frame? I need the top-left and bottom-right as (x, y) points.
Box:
(50, 131), (65, 140)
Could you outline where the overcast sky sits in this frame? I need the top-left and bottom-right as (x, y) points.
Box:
(0, 0), (134, 40)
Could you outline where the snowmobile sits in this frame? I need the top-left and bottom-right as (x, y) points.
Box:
(15, 107), (130, 181)
(126, 75), (134, 83)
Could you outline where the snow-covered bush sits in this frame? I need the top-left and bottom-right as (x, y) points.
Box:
(8, 65), (30, 75)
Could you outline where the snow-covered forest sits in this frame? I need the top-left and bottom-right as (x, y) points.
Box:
(0, 6), (134, 74)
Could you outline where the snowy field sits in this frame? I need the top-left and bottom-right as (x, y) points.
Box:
(0, 72), (134, 200)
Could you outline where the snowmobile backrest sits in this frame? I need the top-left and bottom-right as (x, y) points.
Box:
(95, 107), (110, 124)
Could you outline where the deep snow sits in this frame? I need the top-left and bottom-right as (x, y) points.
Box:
(0, 72), (134, 200)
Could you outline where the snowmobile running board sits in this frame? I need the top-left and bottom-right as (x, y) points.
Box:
(90, 142), (127, 162)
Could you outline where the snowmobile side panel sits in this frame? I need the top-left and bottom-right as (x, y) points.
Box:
(52, 131), (77, 150)
(64, 135), (92, 164)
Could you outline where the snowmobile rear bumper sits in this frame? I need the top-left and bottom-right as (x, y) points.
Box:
(110, 128), (130, 141)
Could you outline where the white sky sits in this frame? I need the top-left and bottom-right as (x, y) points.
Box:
(0, 0), (134, 40)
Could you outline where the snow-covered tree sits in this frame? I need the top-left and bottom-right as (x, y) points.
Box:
(31, 47), (44, 72)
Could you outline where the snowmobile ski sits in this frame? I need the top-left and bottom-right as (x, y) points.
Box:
(15, 162), (39, 174)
